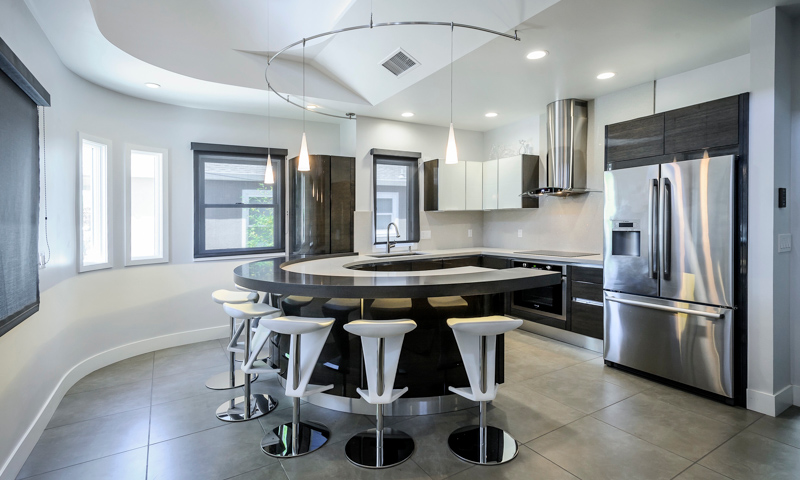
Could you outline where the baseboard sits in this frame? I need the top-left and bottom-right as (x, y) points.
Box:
(794, 385), (800, 407)
(0, 325), (228, 480)
(515, 317), (604, 353)
(747, 384), (794, 417)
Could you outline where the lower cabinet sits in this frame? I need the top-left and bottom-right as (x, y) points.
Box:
(568, 266), (604, 340)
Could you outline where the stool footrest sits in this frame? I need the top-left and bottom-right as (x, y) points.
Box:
(296, 383), (334, 398)
(447, 385), (498, 402)
(356, 387), (408, 405)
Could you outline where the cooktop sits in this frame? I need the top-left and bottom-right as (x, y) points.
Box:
(514, 250), (597, 257)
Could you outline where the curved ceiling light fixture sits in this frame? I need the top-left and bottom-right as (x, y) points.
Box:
(263, 16), (520, 122)
(264, 1), (274, 184)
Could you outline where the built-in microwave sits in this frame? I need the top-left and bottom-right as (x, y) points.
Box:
(507, 261), (567, 328)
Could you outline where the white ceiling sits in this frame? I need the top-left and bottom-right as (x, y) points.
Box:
(23, 0), (800, 131)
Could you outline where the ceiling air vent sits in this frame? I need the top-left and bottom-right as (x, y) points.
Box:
(380, 48), (420, 77)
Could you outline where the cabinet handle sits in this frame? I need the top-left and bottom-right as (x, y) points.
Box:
(573, 298), (603, 307)
(606, 296), (724, 319)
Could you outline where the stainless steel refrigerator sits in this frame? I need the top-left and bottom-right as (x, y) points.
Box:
(603, 155), (735, 398)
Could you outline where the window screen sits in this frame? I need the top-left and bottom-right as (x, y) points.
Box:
(373, 156), (419, 243)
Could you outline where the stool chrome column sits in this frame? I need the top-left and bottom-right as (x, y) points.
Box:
(446, 315), (522, 465)
(215, 302), (281, 422)
(259, 316), (335, 457)
(206, 289), (258, 390)
(343, 319), (417, 469)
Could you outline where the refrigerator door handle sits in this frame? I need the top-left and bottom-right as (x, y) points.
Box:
(649, 179), (659, 279)
(661, 178), (672, 281)
(606, 296), (725, 319)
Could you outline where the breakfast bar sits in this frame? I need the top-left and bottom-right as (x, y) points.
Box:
(234, 253), (562, 415)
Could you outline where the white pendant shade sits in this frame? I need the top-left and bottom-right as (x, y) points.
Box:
(298, 132), (310, 171)
(445, 123), (459, 164)
(264, 154), (274, 184)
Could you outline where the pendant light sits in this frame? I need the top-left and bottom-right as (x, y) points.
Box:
(445, 23), (458, 164)
(264, 1), (275, 184)
(297, 39), (311, 171)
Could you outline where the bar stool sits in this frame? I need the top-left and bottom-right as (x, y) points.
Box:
(321, 298), (361, 373)
(282, 296), (313, 316)
(206, 289), (258, 390)
(343, 319), (417, 469)
(446, 315), (523, 465)
(259, 316), (335, 457)
(215, 302), (281, 422)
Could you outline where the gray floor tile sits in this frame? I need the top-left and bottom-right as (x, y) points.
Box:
(528, 416), (691, 480)
(645, 385), (762, 429)
(147, 422), (277, 480)
(18, 447), (147, 480)
(18, 407), (150, 478)
(699, 431), (800, 480)
(568, 357), (658, 392)
(506, 331), (601, 362)
(154, 339), (226, 360)
(522, 368), (638, 414)
(149, 387), (245, 444)
(258, 402), (374, 445)
(153, 347), (228, 379)
(67, 353), (154, 395)
(151, 364), (235, 405)
(673, 464), (733, 480)
(592, 393), (740, 461)
(249, 373), (297, 412)
(225, 463), (288, 480)
(445, 444), (579, 480)
(47, 379), (152, 429)
(504, 347), (581, 381)
(384, 410), (478, 480)
(744, 405), (800, 448)
(278, 438), (432, 480)
(488, 384), (586, 443)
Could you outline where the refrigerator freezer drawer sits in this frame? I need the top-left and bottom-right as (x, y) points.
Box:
(603, 291), (733, 398)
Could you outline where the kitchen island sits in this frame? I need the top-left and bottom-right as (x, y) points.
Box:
(234, 251), (563, 415)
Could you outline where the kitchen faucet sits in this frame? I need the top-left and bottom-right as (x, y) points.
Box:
(386, 222), (400, 253)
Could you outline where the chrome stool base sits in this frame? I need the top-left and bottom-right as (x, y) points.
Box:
(345, 428), (415, 469)
(205, 370), (256, 390)
(215, 394), (277, 422)
(447, 425), (518, 465)
(260, 421), (331, 457)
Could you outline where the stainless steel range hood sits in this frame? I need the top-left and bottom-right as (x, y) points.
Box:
(525, 98), (589, 197)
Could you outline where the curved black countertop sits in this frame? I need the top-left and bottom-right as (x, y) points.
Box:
(233, 253), (562, 298)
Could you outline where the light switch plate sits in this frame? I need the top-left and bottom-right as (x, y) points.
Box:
(468, 229), (473, 238)
(420, 230), (431, 240)
(517, 229), (523, 238)
(778, 234), (792, 253)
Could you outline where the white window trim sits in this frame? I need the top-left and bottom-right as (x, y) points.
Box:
(78, 132), (113, 273)
(124, 143), (170, 266)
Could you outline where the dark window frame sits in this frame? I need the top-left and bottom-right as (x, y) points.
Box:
(372, 154), (420, 244)
(193, 146), (286, 258)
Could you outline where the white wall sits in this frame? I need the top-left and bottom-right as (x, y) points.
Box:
(353, 116), (485, 253)
(790, 16), (800, 403)
(0, 1), (345, 476)
(655, 55), (751, 112)
(746, 7), (794, 416)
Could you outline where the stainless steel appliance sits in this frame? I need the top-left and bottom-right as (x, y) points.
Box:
(508, 261), (567, 327)
(515, 250), (595, 257)
(603, 155), (736, 398)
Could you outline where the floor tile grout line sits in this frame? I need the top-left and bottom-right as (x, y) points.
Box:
(682, 431), (746, 480)
(145, 352), (155, 480)
(14, 446), (147, 480)
(42, 403), (153, 432)
(520, 442), (586, 480)
(637, 389), (763, 430)
(62, 374), (154, 399)
(730, 427), (800, 451)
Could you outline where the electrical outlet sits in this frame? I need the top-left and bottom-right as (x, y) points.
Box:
(468, 229), (473, 238)
(420, 230), (431, 240)
(517, 229), (523, 238)
(778, 234), (792, 253)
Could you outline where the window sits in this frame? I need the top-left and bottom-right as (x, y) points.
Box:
(193, 145), (285, 258)
(125, 144), (169, 266)
(373, 155), (419, 243)
(78, 133), (112, 272)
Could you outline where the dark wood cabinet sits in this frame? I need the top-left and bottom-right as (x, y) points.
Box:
(443, 256), (481, 268)
(568, 266), (603, 340)
(606, 114), (664, 164)
(664, 95), (740, 154)
(480, 255), (511, 269)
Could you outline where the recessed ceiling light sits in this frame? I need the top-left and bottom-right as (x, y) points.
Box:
(596, 72), (615, 80)
(526, 50), (548, 60)
(145, 83), (161, 89)
(306, 104), (319, 109)
(401, 112), (414, 117)
(485, 112), (498, 118)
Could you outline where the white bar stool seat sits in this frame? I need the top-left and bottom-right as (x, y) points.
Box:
(259, 316), (335, 457)
(205, 289), (259, 390)
(215, 302), (281, 422)
(343, 319), (417, 469)
(446, 315), (522, 465)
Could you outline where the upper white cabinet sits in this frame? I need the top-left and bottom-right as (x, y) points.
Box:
(424, 156), (538, 211)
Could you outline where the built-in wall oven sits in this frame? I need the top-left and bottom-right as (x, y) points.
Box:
(507, 261), (567, 329)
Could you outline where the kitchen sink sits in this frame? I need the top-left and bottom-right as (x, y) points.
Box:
(366, 252), (427, 258)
